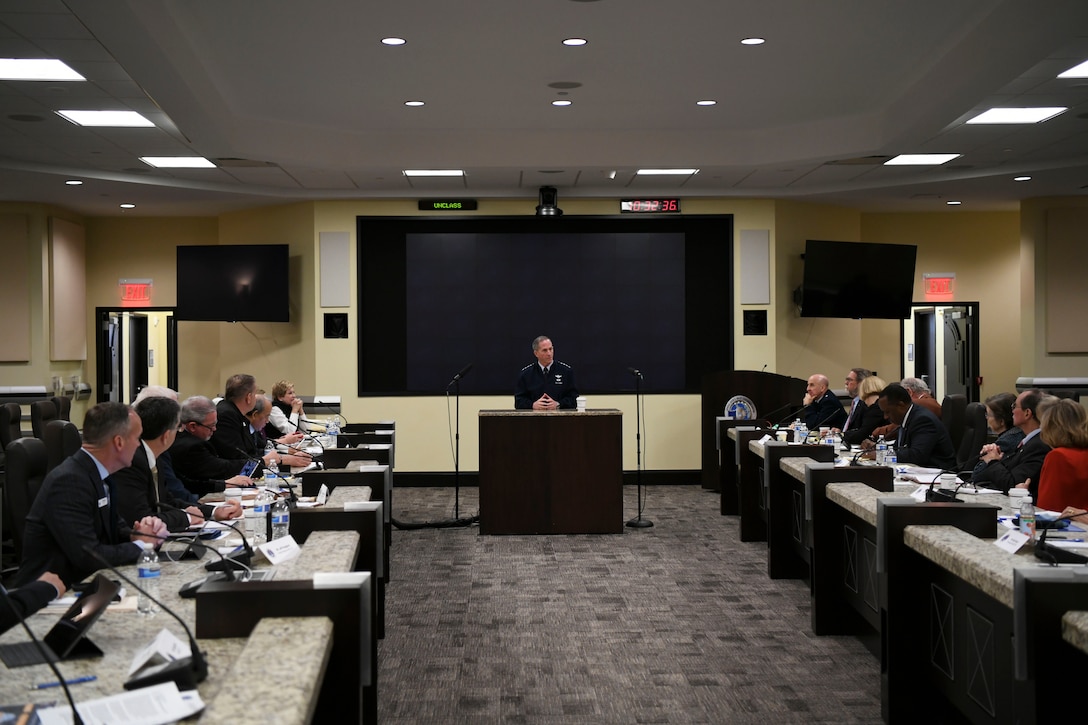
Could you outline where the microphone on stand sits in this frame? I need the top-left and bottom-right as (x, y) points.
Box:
(924, 470), (965, 503)
(626, 367), (643, 379)
(234, 446), (301, 505)
(1035, 510), (1088, 565)
(0, 583), (85, 724)
(766, 402), (809, 429)
(80, 546), (208, 691)
(447, 362), (473, 389)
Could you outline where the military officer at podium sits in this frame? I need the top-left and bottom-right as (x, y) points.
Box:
(515, 336), (579, 410)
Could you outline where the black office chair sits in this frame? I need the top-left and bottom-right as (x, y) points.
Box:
(30, 400), (58, 439)
(50, 395), (72, 422)
(940, 394), (968, 452)
(4, 437), (49, 563)
(43, 419), (81, 473)
(955, 402), (988, 472)
(0, 403), (22, 451)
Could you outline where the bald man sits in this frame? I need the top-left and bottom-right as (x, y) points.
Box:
(802, 374), (848, 430)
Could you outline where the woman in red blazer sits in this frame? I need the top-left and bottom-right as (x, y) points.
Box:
(1037, 398), (1088, 512)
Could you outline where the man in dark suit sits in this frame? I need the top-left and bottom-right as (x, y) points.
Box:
(211, 373), (261, 462)
(802, 373), (847, 430)
(171, 395), (257, 496)
(14, 402), (167, 589)
(515, 336), (579, 410)
(973, 389), (1051, 495)
(869, 383), (956, 469)
(113, 397), (243, 532)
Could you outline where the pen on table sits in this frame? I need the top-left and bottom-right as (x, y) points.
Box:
(29, 675), (97, 690)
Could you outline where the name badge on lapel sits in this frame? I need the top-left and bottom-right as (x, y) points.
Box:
(98, 496), (109, 508)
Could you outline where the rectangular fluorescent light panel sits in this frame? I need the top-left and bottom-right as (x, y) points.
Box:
(636, 168), (699, 175)
(57, 110), (154, 127)
(966, 107), (1066, 124)
(0, 58), (85, 81)
(1058, 59), (1088, 78)
(884, 154), (961, 166)
(140, 156), (216, 168)
(402, 169), (464, 177)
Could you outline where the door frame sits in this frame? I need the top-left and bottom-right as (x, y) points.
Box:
(95, 306), (177, 404)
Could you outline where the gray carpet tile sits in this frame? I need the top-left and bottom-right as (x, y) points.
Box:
(378, 484), (881, 724)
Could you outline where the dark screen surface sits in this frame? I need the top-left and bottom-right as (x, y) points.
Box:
(357, 216), (733, 396)
(176, 244), (289, 322)
(800, 239), (917, 319)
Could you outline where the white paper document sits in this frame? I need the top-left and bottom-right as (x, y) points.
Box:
(37, 682), (204, 725)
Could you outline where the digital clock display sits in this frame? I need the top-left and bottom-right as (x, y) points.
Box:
(620, 199), (681, 213)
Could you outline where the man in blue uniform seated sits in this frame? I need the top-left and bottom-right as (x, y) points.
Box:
(802, 373), (848, 430)
(514, 336), (579, 410)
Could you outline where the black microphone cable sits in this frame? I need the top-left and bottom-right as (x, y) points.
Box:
(0, 582), (85, 724)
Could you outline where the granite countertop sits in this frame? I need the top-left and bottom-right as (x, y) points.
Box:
(326, 486), (373, 507)
(274, 530), (360, 580)
(478, 409), (620, 416)
(1062, 611), (1088, 655)
(826, 482), (918, 525)
(200, 617), (333, 724)
(780, 456), (819, 482)
(903, 524), (1036, 608)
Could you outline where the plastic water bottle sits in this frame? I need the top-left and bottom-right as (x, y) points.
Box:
(886, 452), (897, 468)
(326, 416), (340, 443)
(252, 490), (272, 545)
(875, 436), (888, 465)
(264, 456), (279, 486)
(136, 547), (160, 615)
(271, 498), (290, 540)
(1019, 495), (1036, 539)
(795, 421), (808, 443)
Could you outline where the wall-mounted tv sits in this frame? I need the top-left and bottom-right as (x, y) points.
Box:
(798, 239), (917, 319)
(176, 244), (289, 322)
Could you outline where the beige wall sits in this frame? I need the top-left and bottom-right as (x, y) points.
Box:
(0, 196), (1064, 472)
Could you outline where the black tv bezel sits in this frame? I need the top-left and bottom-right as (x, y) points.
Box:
(175, 244), (290, 323)
(799, 239), (917, 320)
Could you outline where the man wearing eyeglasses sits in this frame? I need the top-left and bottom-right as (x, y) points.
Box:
(973, 389), (1051, 495)
(169, 395), (255, 496)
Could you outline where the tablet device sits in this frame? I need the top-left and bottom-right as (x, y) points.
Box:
(240, 458), (259, 477)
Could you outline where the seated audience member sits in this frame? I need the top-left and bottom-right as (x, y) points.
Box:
(266, 379), (306, 438)
(973, 389), (1050, 495)
(133, 385), (198, 504)
(871, 376), (943, 441)
(802, 374), (847, 430)
(1035, 398), (1088, 512)
(836, 368), (871, 440)
(972, 393), (1024, 477)
(14, 402), (167, 589)
(247, 394), (310, 469)
(841, 375), (887, 446)
(113, 397), (243, 532)
(0, 572), (64, 635)
(862, 383), (955, 469)
(171, 395), (256, 496)
(211, 373), (262, 463)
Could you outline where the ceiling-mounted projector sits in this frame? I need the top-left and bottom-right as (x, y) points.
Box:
(535, 186), (563, 216)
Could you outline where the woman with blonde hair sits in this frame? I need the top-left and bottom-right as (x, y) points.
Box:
(842, 375), (887, 446)
(1036, 398), (1088, 512)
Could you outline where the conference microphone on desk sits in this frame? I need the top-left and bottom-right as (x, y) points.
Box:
(1034, 509), (1088, 565)
(924, 470), (967, 503)
(766, 401), (809, 429)
(81, 545), (208, 692)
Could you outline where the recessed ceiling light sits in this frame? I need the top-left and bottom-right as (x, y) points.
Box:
(884, 154), (961, 166)
(65, 179), (83, 186)
(562, 38), (588, 46)
(381, 37), (406, 46)
(402, 169), (465, 177)
(1014, 175), (1032, 182)
(552, 100), (572, 107)
(0, 58), (84, 81)
(119, 203), (135, 209)
(946, 200), (962, 206)
(404, 100), (425, 107)
(636, 168), (699, 175)
(1058, 59), (1088, 78)
(56, 110), (154, 127)
(139, 156), (216, 168)
(965, 107), (1067, 124)
(696, 100), (717, 106)
(740, 38), (765, 46)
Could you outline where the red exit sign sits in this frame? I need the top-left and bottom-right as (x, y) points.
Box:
(923, 273), (955, 300)
(119, 278), (152, 307)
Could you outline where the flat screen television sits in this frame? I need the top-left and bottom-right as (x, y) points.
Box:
(176, 244), (289, 322)
(798, 239), (917, 319)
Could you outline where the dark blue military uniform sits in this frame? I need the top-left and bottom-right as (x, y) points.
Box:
(514, 361), (579, 409)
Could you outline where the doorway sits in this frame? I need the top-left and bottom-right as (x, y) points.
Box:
(901, 303), (979, 402)
(95, 307), (177, 403)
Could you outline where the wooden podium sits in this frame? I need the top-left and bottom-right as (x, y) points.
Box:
(478, 409), (623, 534)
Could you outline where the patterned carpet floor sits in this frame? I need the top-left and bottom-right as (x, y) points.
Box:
(377, 484), (882, 724)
